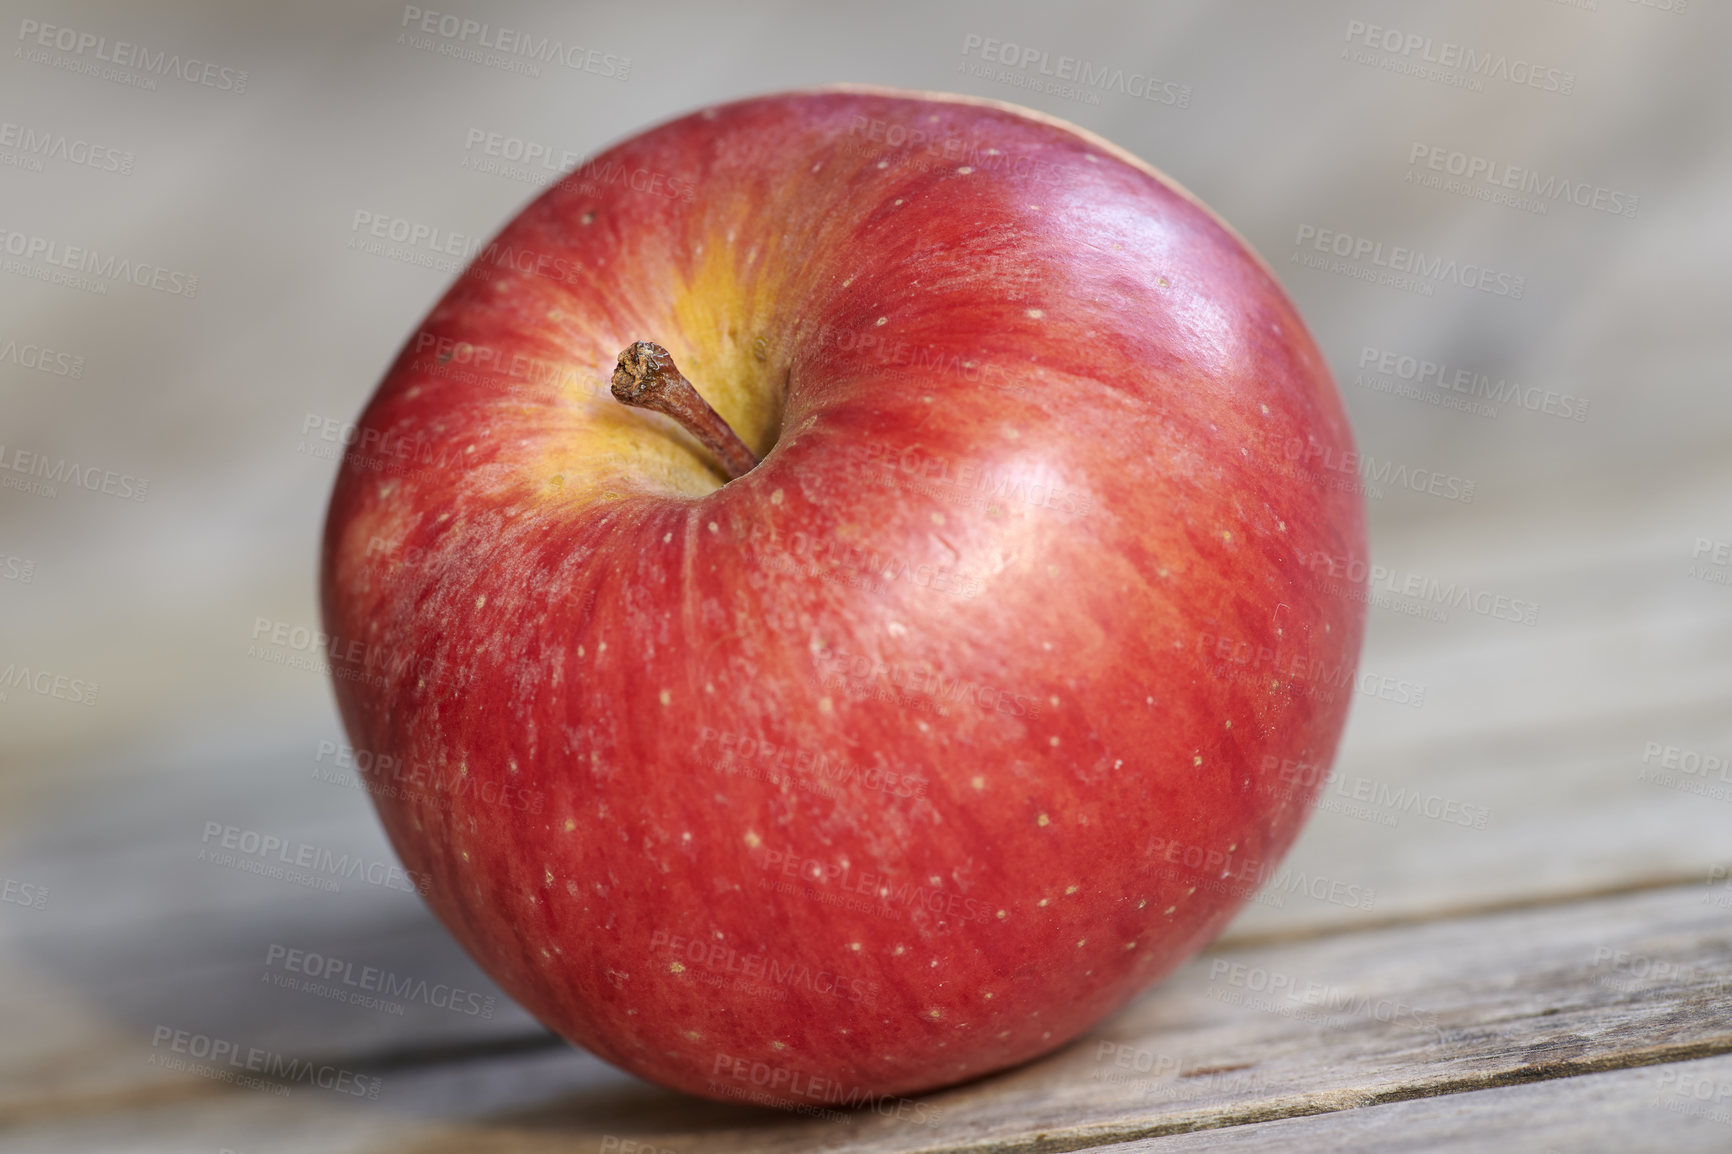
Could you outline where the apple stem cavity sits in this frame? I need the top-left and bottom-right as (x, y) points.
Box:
(611, 341), (759, 481)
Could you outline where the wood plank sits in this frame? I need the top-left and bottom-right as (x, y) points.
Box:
(1091, 1052), (1732, 1152)
(2, 879), (1727, 1152)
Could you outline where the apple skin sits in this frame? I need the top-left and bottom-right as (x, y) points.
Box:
(320, 86), (1365, 1108)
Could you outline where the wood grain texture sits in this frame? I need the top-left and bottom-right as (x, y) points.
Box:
(1093, 1052), (1732, 1153)
(3, 879), (1728, 1152)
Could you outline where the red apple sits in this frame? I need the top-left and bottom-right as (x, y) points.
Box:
(320, 85), (1365, 1109)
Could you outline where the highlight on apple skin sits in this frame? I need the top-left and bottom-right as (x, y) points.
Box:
(319, 84), (1367, 1109)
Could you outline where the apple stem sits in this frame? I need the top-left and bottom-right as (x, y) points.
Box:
(611, 341), (759, 481)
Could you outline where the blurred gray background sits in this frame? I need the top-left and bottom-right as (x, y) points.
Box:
(3, 0), (1727, 763)
(1, 0), (1730, 1147)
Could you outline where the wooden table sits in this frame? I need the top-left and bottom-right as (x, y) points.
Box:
(5, 452), (1729, 1153)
